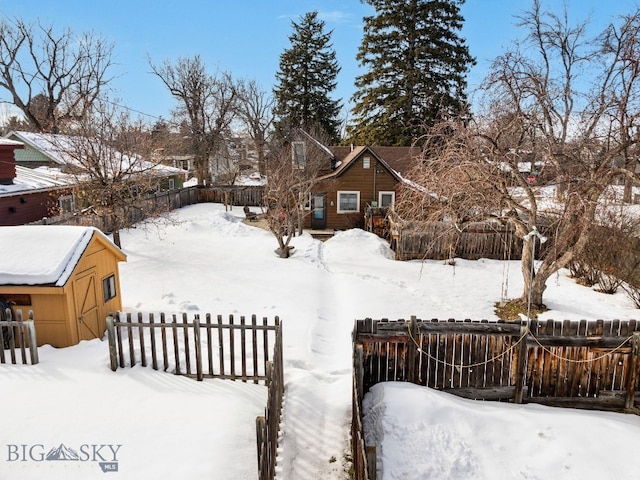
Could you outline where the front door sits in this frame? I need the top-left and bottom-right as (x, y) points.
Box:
(73, 271), (101, 342)
(311, 194), (327, 230)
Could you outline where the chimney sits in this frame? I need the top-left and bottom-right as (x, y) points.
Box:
(0, 139), (24, 185)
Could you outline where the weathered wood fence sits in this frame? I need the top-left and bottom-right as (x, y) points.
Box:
(1, 308), (39, 365)
(352, 316), (640, 480)
(388, 216), (524, 261)
(256, 318), (284, 480)
(105, 311), (283, 480)
(199, 186), (265, 207)
(36, 186), (201, 231)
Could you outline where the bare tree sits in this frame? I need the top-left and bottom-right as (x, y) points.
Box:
(54, 100), (167, 247)
(398, 2), (640, 310)
(0, 17), (114, 133)
(264, 128), (333, 257)
(237, 79), (274, 175)
(149, 55), (241, 186)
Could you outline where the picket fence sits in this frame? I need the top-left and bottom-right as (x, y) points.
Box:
(105, 311), (283, 480)
(0, 308), (38, 366)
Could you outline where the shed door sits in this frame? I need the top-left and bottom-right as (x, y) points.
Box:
(73, 271), (101, 342)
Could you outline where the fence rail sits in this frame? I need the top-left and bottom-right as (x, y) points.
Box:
(1, 308), (39, 365)
(106, 311), (283, 480)
(352, 316), (640, 480)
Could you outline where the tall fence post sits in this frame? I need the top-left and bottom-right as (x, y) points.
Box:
(625, 332), (640, 410)
(513, 323), (528, 404)
(106, 315), (118, 372)
(256, 415), (267, 480)
(26, 310), (38, 365)
(194, 316), (203, 381)
(407, 316), (418, 384)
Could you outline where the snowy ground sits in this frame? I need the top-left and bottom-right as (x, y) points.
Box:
(1, 202), (639, 479)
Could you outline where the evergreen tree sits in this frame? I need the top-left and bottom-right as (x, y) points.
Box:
(348, 0), (475, 146)
(274, 11), (342, 142)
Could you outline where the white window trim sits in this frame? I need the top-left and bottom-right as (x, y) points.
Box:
(337, 190), (360, 214)
(378, 191), (395, 207)
(363, 156), (371, 169)
(58, 194), (75, 214)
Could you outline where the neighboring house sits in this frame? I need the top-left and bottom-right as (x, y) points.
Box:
(5, 130), (187, 192)
(0, 225), (126, 348)
(0, 138), (75, 226)
(285, 131), (420, 231)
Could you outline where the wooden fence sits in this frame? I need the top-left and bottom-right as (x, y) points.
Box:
(1, 309), (39, 366)
(352, 316), (640, 480)
(35, 186), (201, 231)
(199, 186), (265, 207)
(389, 217), (524, 261)
(105, 311), (283, 480)
(256, 318), (284, 480)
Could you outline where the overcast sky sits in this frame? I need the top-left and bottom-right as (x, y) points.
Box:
(0, 0), (637, 124)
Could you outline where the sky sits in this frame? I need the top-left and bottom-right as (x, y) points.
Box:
(1, 202), (640, 479)
(0, 0), (637, 124)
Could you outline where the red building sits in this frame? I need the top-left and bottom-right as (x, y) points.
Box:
(0, 138), (72, 226)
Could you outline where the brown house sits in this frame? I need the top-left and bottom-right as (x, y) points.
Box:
(301, 139), (420, 231)
(0, 225), (126, 347)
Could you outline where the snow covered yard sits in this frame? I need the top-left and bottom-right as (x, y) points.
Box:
(1, 202), (639, 479)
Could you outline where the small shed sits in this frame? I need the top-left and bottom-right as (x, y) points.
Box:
(0, 225), (126, 347)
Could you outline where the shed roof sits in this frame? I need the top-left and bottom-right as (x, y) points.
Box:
(0, 225), (125, 286)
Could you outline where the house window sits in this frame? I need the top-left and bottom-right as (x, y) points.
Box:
(303, 192), (311, 210)
(337, 191), (360, 213)
(103, 275), (117, 303)
(363, 156), (371, 169)
(168, 178), (175, 190)
(292, 142), (305, 168)
(379, 191), (395, 207)
(58, 195), (75, 214)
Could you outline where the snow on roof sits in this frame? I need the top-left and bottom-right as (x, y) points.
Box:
(8, 131), (69, 165)
(0, 138), (23, 147)
(0, 165), (72, 196)
(0, 225), (120, 286)
(7, 131), (185, 177)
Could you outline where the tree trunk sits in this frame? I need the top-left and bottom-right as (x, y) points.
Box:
(519, 238), (547, 309)
(623, 176), (633, 204)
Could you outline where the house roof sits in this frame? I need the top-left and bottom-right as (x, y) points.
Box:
(0, 166), (73, 197)
(5, 131), (185, 178)
(0, 225), (126, 286)
(317, 145), (420, 182)
(0, 138), (23, 147)
(368, 146), (421, 178)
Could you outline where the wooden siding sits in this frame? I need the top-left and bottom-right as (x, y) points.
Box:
(0, 189), (66, 226)
(0, 143), (20, 182)
(310, 154), (399, 230)
(12, 143), (55, 168)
